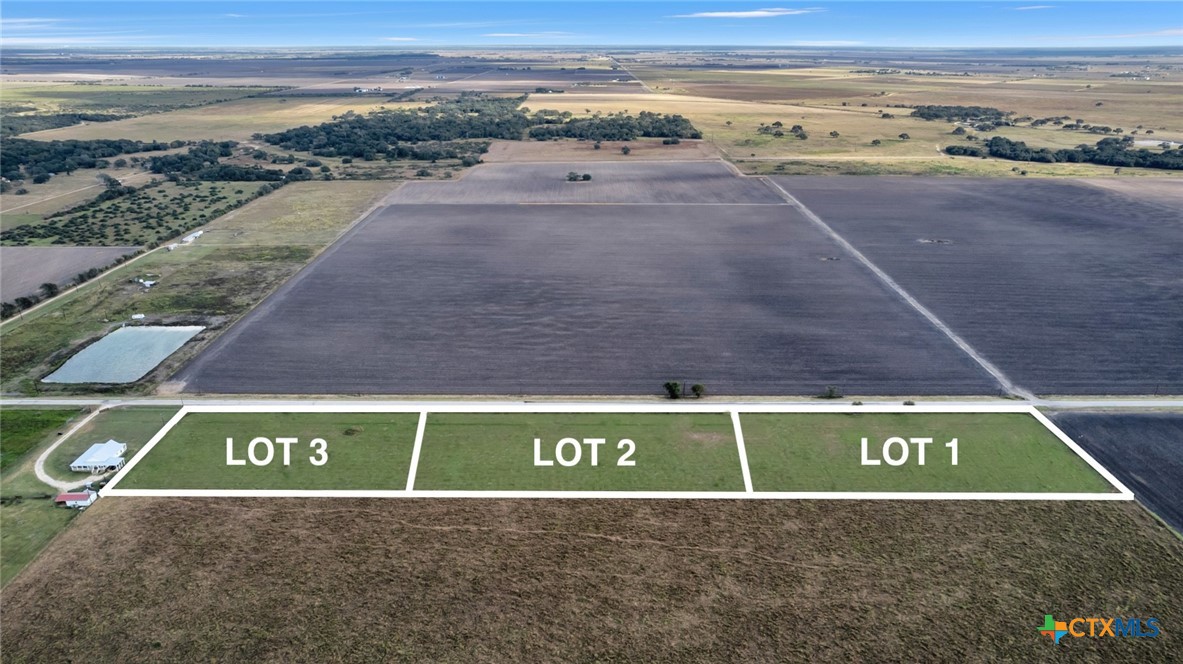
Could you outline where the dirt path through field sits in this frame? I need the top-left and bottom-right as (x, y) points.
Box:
(33, 406), (108, 492)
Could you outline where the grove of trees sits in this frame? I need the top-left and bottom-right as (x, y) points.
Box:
(945, 135), (1183, 170)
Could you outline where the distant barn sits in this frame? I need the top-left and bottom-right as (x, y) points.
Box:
(54, 491), (98, 509)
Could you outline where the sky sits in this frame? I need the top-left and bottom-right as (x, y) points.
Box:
(1, 1), (1180, 49)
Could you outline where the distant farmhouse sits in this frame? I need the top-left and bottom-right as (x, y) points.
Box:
(69, 440), (127, 474)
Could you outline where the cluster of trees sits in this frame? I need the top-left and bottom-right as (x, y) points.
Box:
(662, 381), (706, 399)
(148, 141), (289, 181)
(256, 94), (700, 161)
(757, 121), (808, 140)
(527, 110), (700, 141)
(259, 94), (530, 158)
(911, 105), (1012, 123)
(1, 181), (282, 246)
(945, 136), (1183, 170)
(565, 171), (592, 181)
(1, 138), (170, 184)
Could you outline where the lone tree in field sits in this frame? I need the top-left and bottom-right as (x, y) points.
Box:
(581, 173), (592, 181)
(898, 133), (911, 140)
(829, 130), (840, 137)
(871, 139), (882, 146)
(662, 381), (682, 399)
(691, 384), (706, 398)
(621, 145), (631, 155)
(567, 171), (581, 181)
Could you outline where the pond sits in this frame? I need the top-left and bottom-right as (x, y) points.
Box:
(43, 326), (204, 384)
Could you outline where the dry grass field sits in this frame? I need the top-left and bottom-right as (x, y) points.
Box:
(0, 180), (395, 391)
(526, 74), (1183, 175)
(0, 165), (161, 219)
(22, 96), (414, 142)
(2, 497), (1180, 662)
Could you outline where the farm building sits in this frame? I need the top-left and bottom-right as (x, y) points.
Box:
(69, 440), (127, 474)
(53, 491), (98, 509)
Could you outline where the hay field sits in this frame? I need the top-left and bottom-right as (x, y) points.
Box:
(527, 89), (1182, 175)
(22, 96), (415, 142)
(2, 497), (1180, 662)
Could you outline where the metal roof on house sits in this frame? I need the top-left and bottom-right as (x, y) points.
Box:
(72, 440), (125, 467)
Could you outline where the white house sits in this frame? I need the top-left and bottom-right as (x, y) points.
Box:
(69, 440), (127, 474)
(54, 491), (98, 509)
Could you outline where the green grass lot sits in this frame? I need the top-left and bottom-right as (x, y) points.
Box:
(0, 407), (78, 471)
(116, 413), (419, 490)
(0, 499), (76, 587)
(45, 407), (178, 480)
(741, 412), (1114, 493)
(0, 407), (88, 587)
(414, 413), (745, 491)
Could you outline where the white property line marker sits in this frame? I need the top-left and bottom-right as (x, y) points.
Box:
(731, 411), (753, 493)
(761, 177), (1034, 401)
(101, 406), (190, 496)
(405, 411), (428, 491)
(100, 402), (1131, 502)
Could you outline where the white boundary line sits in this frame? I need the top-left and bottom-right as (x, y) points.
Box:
(101, 406), (190, 493)
(99, 402), (1132, 501)
(731, 411), (753, 493)
(100, 489), (1133, 501)
(761, 177), (1034, 401)
(405, 411), (428, 491)
(1028, 408), (1133, 497)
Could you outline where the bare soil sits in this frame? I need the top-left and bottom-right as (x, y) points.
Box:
(482, 138), (720, 162)
(776, 176), (1183, 395)
(176, 202), (994, 395)
(2, 498), (1180, 662)
(0, 246), (137, 301)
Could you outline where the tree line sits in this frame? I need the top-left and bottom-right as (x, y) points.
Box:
(911, 105), (1011, 123)
(945, 136), (1183, 170)
(527, 110), (700, 141)
(0, 113), (129, 137)
(1, 138), (170, 184)
(256, 94), (702, 160)
(148, 141), (289, 181)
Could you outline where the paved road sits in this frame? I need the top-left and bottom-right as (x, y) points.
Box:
(2, 397), (1181, 409)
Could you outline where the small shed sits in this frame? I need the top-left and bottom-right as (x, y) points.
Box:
(70, 440), (127, 474)
(54, 491), (98, 509)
